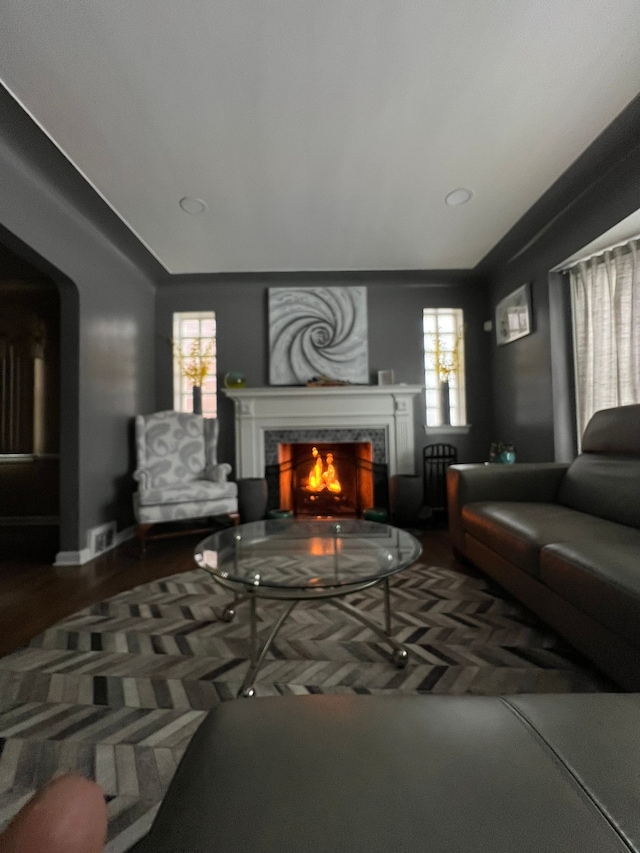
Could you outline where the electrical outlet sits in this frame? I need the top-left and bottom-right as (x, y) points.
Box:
(89, 522), (117, 557)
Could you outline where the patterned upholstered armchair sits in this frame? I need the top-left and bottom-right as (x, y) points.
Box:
(133, 411), (239, 551)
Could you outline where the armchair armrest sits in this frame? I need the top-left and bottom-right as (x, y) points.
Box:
(205, 462), (232, 484)
(447, 463), (570, 554)
(133, 467), (152, 490)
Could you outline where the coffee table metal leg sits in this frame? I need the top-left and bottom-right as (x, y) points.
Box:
(249, 594), (258, 665)
(221, 591), (249, 623)
(383, 576), (392, 635)
(239, 599), (299, 698)
(329, 596), (408, 668)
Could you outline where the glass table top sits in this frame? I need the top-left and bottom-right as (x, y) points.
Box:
(194, 519), (422, 592)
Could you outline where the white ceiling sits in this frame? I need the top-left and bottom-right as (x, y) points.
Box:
(1, 1), (639, 275)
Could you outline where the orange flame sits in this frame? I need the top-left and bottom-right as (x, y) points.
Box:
(306, 447), (341, 494)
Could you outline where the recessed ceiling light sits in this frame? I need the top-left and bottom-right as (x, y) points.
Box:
(445, 188), (474, 207)
(179, 196), (209, 215)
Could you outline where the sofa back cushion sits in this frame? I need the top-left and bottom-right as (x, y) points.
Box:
(558, 404), (640, 529)
(580, 403), (640, 455)
(138, 411), (206, 488)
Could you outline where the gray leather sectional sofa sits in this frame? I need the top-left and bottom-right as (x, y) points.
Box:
(447, 403), (640, 690)
(131, 693), (640, 853)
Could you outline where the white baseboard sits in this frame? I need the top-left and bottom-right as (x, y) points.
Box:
(54, 525), (135, 567)
(54, 547), (92, 567)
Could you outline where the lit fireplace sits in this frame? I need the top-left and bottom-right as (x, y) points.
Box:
(274, 442), (376, 518)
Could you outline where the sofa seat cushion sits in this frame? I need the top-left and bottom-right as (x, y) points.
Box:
(540, 529), (640, 644)
(461, 502), (619, 578)
(508, 693), (640, 851)
(134, 494), (239, 524)
(139, 480), (238, 506)
(130, 694), (640, 853)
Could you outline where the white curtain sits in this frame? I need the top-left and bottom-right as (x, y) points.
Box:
(569, 239), (640, 442)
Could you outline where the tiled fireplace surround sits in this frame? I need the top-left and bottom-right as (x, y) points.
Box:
(223, 385), (424, 483)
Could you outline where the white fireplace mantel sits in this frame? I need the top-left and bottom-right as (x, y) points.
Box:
(223, 385), (424, 479)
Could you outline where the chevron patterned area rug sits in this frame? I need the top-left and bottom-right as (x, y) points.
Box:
(0, 559), (613, 850)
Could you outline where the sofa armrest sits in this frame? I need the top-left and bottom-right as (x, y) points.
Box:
(133, 467), (151, 490)
(447, 463), (570, 554)
(205, 462), (232, 484)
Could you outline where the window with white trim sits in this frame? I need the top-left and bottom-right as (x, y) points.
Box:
(172, 311), (217, 416)
(423, 308), (466, 427)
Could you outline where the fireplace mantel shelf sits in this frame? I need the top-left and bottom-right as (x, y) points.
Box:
(223, 385), (424, 480)
(223, 385), (424, 397)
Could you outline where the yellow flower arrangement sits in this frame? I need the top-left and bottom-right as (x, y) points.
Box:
(431, 325), (464, 384)
(174, 337), (215, 387)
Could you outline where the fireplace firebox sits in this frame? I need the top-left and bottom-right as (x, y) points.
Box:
(266, 442), (388, 518)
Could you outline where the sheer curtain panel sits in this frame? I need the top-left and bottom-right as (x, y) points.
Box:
(570, 239), (640, 441)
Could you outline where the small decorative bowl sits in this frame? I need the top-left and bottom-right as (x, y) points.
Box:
(224, 371), (246, 389)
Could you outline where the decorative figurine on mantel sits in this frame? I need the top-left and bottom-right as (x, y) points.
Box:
(223, 371), (246, 389)
(305, 375), (352, 387)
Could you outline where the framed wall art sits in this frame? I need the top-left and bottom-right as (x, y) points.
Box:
(495, 283), (532, 346)
(269, 286), (369, 385)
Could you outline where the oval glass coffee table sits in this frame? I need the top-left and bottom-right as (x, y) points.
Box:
(195, 519), (422, 697)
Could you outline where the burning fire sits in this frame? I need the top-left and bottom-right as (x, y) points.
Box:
(306, 447), (342, 494)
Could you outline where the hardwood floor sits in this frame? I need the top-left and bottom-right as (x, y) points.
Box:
(0, 528), (464, 658)
(0, 536), (198, 658)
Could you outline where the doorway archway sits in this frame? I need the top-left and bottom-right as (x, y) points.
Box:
(0, 226), (79, 561)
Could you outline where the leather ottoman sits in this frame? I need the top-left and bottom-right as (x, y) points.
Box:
(131, 693), (640, 853)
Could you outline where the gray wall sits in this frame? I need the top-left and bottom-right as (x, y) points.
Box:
(156, 272), (493, 475)
(0, 90), (160, 551)
(487, 143), (640, 462)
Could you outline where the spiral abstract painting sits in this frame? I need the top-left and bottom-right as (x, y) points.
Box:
(269, 287), (369, 385)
